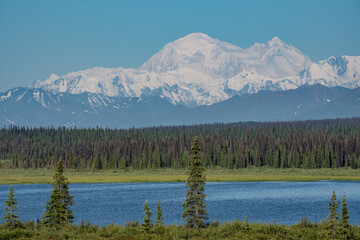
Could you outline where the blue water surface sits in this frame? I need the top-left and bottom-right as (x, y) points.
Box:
(0, 181), (359, 226)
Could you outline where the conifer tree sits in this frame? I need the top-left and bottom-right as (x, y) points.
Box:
(244, 216), (250, 234)
(273, 150), (280, 168)
(119, 157), (126, 170)
(141, 200), (153, 233)
(94, 155), (102, 170)
(155, 198), (164, 226)
(280, 147), (286, 168)
(1, 186), (21, 228)
(182, 136), (208, 229)
(326, 191), (340, 239)
(43, 159), (74, 228)
(43, 188), (65, 228)
(340, 193), (353, 239)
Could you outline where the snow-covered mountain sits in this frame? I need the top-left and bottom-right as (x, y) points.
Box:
(33, 33), (359, 106)
(298, 56), (360, 88)
(140, 33), (311, 78)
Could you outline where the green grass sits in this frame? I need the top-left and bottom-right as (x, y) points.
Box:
(0, 167), (359, 184)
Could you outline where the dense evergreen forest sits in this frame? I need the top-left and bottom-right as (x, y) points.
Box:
(1, 118), (360, 170)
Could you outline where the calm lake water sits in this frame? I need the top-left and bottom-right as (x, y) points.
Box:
(0, 181), (359, 226)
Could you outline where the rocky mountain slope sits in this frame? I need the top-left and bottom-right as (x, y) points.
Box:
(1, 85), (358, 128)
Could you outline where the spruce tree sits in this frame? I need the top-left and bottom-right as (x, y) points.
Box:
(43, 159), (74, 228)
(182, 136), (208, 229)
(244, 216), (250, 234)
(43, 188), (65, 228)
(155, 198), (164, 226)
(141, 200), (153, 233)
(326, 191), (340, 239)
(1, 186), (21, 228)
(340, 193), (353, 239)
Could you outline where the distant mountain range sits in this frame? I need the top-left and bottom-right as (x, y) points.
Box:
(1, 33), (360, 128)
(1, 84), (359, 128)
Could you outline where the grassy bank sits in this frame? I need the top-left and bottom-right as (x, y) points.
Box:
(0, 167), (359, 184)
(1, 219), (359, 240)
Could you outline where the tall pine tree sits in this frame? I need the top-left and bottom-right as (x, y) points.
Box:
(326, 191), (340, 239)
(155, 198), (164, 226)
(43, 159), (74, 228)
(182, 136), (208, 229)
(1, 186), (21, 228)
(340, 193), (353, 239)
(141, 200), (153, 233)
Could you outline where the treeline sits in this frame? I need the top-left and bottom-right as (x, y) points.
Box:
(1, 118), (360, 170)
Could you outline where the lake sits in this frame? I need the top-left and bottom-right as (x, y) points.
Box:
(0, 181), (359, 226)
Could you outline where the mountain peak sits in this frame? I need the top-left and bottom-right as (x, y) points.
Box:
(180, 32), (213, 40)
(171, 32), (227, 49)
(140, 32), (243, 73)
(267, 36), (284, 46)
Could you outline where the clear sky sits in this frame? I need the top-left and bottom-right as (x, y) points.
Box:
(0, 0), (359, 92)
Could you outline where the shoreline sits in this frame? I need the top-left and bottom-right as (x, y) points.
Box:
(1, 168), (360, 185)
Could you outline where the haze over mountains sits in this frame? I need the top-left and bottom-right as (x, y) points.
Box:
(1, 33), (360, 128)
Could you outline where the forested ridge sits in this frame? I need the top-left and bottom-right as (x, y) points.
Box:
(1, 118), (360, 170)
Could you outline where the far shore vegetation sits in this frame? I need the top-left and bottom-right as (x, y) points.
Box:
(1, 119), (360, 173)
(1, 118), (360, 185)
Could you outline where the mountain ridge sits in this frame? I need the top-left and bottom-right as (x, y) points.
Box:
(32, 33), (360, 107)
(1, 84), (359, 128)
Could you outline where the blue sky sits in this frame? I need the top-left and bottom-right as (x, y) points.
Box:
(0, 0), (359, 92)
